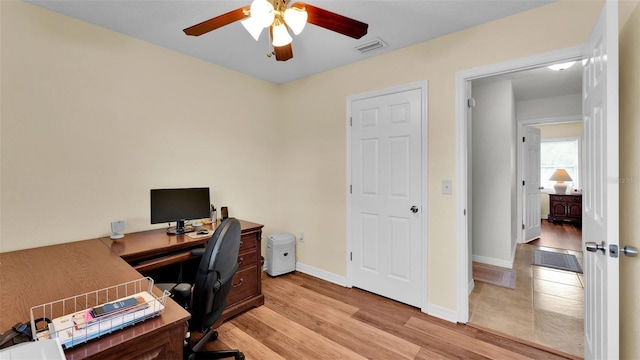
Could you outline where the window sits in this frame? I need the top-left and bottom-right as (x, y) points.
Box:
(540, 137), (580, 191)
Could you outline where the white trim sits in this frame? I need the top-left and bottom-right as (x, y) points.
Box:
(346, 81), (429, 313)
(468, 278), (475, 296)
(426, 303), (458, 324)
(295, 262), (348, 287)
(455, 45), (585, 324)
(472, 252), (515, 269)
(472, 247), (517, 276)
(295, 262), (459, 326)
(520, 115), (582, 125)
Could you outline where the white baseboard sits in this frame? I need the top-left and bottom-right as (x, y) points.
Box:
(295, 262), (348, 287)
(294, 262), (459, 324)
(468, 278), (475, 295)
(472, 254), (514, 269)
(426, 303), (458, 323)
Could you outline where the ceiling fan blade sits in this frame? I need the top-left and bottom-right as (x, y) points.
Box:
(274, 44), (294, 61)
(183, 7), (249, 36)
(295, 3), (368, 39)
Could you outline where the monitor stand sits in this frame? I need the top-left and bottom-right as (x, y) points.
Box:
(166, 220), (194, 235)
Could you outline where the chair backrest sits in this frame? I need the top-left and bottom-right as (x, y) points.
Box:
(190, 218), (242, 332)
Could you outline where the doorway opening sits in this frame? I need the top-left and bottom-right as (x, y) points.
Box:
(455, 46), (586, 357)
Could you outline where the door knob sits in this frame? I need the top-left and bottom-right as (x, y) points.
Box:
(586, 241), (606, 254)
(410, 206), (419, 213)
(621, 246), (639, 257)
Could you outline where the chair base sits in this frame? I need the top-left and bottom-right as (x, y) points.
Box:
(185, 330), (244, 360)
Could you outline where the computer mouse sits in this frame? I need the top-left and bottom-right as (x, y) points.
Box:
(197, 230), (209, 235)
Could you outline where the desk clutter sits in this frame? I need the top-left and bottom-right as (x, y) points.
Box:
(30, 278), (167, 349)
(186, 229), (212, 239)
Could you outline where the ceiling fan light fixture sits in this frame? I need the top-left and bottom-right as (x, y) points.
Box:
(272, 21), (292, 47)
(249, 0), (275, 28)
(284, 7), (307, 35)
(547, 61), (576, 71)
(241, 16), (264, 41)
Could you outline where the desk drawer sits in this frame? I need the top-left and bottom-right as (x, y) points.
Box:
(227, 266), (258, 305)
(239, 233), (257, 252)
(237, 249), (257, 272)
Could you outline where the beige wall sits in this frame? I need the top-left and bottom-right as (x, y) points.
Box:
(534, 122), (583, 217)
(619, 1), (640, 358)
(279, 1), (603, 310)
(0, 1), (282, 251)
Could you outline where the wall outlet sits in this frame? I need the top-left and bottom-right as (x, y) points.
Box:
(299, 232), (305, 243)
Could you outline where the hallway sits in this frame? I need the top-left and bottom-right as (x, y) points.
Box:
(470, 221), (584, 358)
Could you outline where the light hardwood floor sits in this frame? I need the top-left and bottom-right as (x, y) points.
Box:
(199, 271), (576, 359)
(470, 221), (584, 358)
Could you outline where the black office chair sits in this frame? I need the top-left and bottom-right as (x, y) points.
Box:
(157, 218), (245, 360)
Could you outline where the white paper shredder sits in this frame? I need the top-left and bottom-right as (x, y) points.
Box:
(266, 232), (296, 276)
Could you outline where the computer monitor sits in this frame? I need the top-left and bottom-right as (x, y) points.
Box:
(150, 187), (210, 235)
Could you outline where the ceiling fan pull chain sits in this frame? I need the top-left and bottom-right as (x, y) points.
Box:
(266, 33), (274, 57)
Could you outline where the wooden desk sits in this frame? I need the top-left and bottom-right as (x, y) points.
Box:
(100, 219), (265, 323)
(0, 239), (190, 360)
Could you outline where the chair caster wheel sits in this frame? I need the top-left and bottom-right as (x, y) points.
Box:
(237, 353), (245, 360)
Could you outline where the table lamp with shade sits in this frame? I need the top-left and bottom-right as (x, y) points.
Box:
(549, 168), (573, 194)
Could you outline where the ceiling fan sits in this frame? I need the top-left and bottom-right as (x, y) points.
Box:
(183, 0), (368, 61)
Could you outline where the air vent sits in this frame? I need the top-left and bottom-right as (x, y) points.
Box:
(354, 38), (388, 54)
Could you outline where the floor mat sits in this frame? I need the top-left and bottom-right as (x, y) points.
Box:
(531, 250), (583, 273)
(472, 263), (516, 289)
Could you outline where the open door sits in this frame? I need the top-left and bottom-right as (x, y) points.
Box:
(523, 125), (542, 242)
(582, 1), (619, 359)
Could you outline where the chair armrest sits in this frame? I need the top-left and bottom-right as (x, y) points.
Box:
(156, 283), (191, 300)
(173, 283), (192, 299)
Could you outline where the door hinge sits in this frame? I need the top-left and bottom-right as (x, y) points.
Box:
(467, 98), (476, 108)
(523, 180), (525, 186)
(464, 209), (466, 216)
(350, 117), (352, 126)
(350, 252), (353, 261)
(522, 223), (525, 230)
(350, 184), (352, 194)
(523, 136), (526, 142)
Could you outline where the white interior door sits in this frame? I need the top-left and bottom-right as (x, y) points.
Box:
(523, 126), (541, 242)
(350, 87), (424, 308)
(583, 1), (619, 359)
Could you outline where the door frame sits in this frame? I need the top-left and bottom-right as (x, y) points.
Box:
(455, 46), (585, 323)
(516, 116), (582, 244)
(346, 80), (429, 313)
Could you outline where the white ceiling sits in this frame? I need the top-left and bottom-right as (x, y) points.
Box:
(26, 0), (556, 84)
(474, 62), (583, 101)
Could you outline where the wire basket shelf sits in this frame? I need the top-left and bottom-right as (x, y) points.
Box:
(29, 277), (169, 349)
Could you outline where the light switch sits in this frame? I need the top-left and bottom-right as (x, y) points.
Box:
(442, 180), (452, 195)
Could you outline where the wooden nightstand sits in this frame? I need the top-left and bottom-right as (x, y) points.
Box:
(548, 193), (582, 226)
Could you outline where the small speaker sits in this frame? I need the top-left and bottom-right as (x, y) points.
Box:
(221, 207), (229, 220)
(110, 220), (125, 240)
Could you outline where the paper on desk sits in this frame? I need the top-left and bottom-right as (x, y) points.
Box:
(0, 339), (66, 360)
